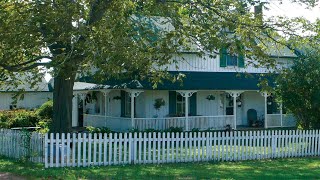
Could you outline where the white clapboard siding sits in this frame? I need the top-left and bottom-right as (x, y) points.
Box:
(40, 129), (320, 168)
(0, 129), (44, 163)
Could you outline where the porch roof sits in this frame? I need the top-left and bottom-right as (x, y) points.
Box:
(79, 72), (276, 91)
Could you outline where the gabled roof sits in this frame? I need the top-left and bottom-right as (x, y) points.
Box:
(0, 74), (50, 92)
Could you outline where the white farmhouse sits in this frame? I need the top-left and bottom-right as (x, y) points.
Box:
(73, 46), (297, 132)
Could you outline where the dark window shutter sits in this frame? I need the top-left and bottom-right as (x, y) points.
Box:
(238, 54), (245, 68)
(220, 48), (227, 67)
(120, 90), (126, 117)
(190, 93), (197, 116)
(169, 91), (176, 115)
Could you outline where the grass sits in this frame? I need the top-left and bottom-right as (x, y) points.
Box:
(1, 157), (320, 179)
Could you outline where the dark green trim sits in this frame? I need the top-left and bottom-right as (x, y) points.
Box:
(169, 91), (176, 115)
(238, 54), (245, 68)
(120, 90), (126, 117)
(190, 93), (197, 116)
(220, 48), (227, 67)
(79, 72), (276, 91)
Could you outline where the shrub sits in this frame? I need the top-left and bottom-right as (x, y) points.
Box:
(36, 100), (53, 119)
(36, 119), (52, 133)
(86, 126), (112, 134)
(0, 110), (39, 128)
(165, 127), (183, 133)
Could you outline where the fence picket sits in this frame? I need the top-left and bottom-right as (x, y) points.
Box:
(61, 133), (65, 167)
(77, 133), (82, 167)
(72, 133), (76, 167)
(83, 133), (87, 167)
(113, 133), (117, 165)
(316, 129), (320, 156)
(109, 133), (113, 165)
(99, 133), (103, 165)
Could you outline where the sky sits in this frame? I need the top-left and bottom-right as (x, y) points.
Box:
(43, 0), (320, 82)
(264, 0), (320, 22)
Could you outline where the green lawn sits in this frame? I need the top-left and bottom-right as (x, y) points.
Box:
(1, 157), (320, 179)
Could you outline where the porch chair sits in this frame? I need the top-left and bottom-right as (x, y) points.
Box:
(247, 109), (257, 127)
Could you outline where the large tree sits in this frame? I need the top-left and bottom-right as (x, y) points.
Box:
(276, 53), (320, 129)
(0, 0), (317, 132)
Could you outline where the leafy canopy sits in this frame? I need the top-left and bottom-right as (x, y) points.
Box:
(276, 53), (320, 129)
(0, 0), (319, 132)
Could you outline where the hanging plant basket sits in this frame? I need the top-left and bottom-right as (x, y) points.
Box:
(154, 98), (165, 110)
(206, 95), (215, 101)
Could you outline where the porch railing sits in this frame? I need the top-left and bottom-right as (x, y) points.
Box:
(266, 114), (296, 128)
(83, 114), (131, 132)
(188, 115), (234, 130)
(134, 117), (186, 131)
(84, 114), (234, 131)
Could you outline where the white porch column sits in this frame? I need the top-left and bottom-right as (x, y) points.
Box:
(128, 90), (144, 128)
(177, 90), (197, 131)
(261, 92), (271, 129)
(280, 103), (283, 127)
(72, 93), (79, 127)
(79, 92), (88, 125)
(226, 91), (243, 130)
(100, 90), (110, 117)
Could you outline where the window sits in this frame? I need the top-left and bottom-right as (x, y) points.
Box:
(125, 92), (131, 117)
(225, 94), (234, 115)
(169, 91), (197, 116)
(176, 94), (186, 115)
(220, 48), (244, 68)
(267, 95), (280, 114)
(226, 55), (238, 66)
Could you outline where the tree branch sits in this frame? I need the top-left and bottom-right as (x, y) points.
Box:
(0, 61), (50, 72)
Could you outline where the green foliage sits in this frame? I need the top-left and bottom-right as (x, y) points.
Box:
(276, 54), (320, 129)
(0, 110), (39, 128)
(36, 100), (53, 119)
(191, 128), (200, 132)
(36, 119), (52, 134)
(0, 0), (318, 132)
(153, 98), (165, 110)
(0, 101), (53, 132)
(86, 126), (112, 134)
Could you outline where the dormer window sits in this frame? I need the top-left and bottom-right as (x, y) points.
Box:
(220, 48), (245, 68)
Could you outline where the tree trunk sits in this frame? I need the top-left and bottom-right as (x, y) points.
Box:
(52, 73), (76, 133)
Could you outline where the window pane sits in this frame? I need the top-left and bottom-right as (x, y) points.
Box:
(177, 94), (183, 101)
(227, 55), (238, 66)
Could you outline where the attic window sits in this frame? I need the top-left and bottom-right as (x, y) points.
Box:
(227, 55), (238, 66)
(220, 47), (245, 68)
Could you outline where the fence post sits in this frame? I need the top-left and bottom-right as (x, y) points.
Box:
(44, 133), (48, 168)
(271, 130), (276, 158)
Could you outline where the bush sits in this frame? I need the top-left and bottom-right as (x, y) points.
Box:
(86, 126), (112, 134)
(0, 110), (39, 128)
(165, 127), (183, 133)
(276, 54), (320, 129)
(36, 100), (53, 119)
(36, 119), (52, 133)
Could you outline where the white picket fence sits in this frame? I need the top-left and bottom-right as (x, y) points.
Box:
(0, 129), (44, 163)
(44, 130), (320, 168)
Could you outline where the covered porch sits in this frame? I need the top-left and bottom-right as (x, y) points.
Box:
(73, 72), (296, 132)
(73, 89), (296, 132)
